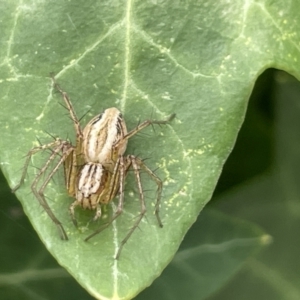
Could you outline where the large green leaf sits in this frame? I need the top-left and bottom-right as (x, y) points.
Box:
(1, 0), (300, 299)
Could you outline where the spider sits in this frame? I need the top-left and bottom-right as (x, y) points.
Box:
(12, 76), (175, 259)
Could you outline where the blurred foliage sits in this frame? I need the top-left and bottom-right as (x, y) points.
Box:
(214, 68), (275, 194)
(209, 71), (300, 300)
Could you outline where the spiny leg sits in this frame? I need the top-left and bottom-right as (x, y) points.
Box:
(69, 200), (79, 227)
(136, 157), (163, 227)
(51, 76), (85, 185)
(31, 142), (74, 240)
(50, 75), (83, 140)
(115, 155), (149, 259)
(12, 139), (66, 193)
(93, 205), (102, 221)
(64, 144), (78, 197)
(84, 156), (126, 243)
(121, 113), (175, 142)
(107, 155), (124, 201)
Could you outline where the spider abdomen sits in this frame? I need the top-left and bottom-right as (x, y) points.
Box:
(76, 163), (109, 209)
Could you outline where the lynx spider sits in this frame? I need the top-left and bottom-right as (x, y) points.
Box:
(12, 76), (175, 259)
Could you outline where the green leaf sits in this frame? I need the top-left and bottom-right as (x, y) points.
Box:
(1, 1), (300, 299)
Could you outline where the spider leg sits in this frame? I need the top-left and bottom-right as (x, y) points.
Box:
(12, 139), (65, 193)
(107, 155), (123, 201)
(64, 145), (79, 197)
(114, 155), (149, 259)
(135, 156), (163, 227)
(69, 200), (79, 227)
(31, 142), (74, 240)
(50, 75), (83, 140)
(115, 155), (163, 259)
(93, 205), (102, 221)
(120, 113), (175, 142)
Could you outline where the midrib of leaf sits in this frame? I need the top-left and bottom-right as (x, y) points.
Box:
(2, 0), (22, 78)
(119, 0), (132, 113)
(36, 20), (123, 121)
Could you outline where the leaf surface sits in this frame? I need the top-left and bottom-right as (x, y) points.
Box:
(1, 0), (300, 299)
